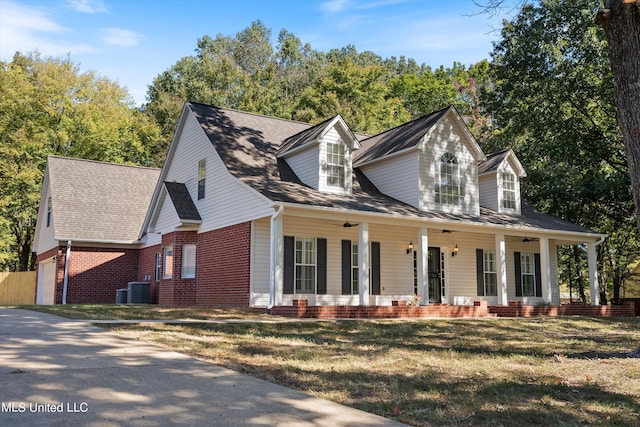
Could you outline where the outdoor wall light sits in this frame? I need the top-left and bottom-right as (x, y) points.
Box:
(406, 241), (414, 254)
(451, 244), (459, 257)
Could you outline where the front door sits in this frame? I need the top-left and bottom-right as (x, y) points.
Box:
(428, 247), (442, 304)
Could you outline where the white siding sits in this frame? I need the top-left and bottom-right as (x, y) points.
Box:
(479, 174), (499, 211)
(153, 193), (180, 234)
(163, 111), (272, 234)
(420, 116), (480, 215)
(360, 153), (420, 208)
(251, 218), (271, 306)
(284, 145), (320, 189)
(34, 171), (57, 255)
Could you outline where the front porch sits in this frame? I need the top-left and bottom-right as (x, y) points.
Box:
(270, 299), (636, 319)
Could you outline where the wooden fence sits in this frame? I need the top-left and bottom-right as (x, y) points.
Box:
(0, 271), (36, 305)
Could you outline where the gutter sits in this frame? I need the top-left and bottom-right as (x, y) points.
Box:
(62, 240), (71, 305)
(268, 204), (284, 309)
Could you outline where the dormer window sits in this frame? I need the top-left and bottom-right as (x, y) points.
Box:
(326, 141), (346, 188)
(502, 172), (516, 210)
(436, 153), (465, 206)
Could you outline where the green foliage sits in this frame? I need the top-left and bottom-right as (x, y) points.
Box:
(485, 0), (640, 302)
(0, 52), (162, 271)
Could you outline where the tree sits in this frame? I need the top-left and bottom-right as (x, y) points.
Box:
(483, 0), (639, 303)
(595, 1), (640, 233)
(0, 52), (161, 271)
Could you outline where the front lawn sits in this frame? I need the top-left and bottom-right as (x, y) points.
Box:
(21, 306), (640, 426)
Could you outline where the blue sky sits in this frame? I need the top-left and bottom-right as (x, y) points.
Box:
(0, 0), (514, 106)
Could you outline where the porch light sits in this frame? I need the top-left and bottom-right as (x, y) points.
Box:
(406, 241), (414, 254)
(451, 244), (459, 257)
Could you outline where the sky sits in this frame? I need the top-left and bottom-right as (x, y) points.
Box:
(0, 0), (515, 106)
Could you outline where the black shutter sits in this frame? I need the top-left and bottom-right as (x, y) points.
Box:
(514, 252), (522, 297)
(341, 240), (352, 295)
(284, 236), (294, 294)
(476, 249), (485, 296)
(534, 253), (542, 298)
(371, 242), (381, 295)
(317, 238), (327, 294)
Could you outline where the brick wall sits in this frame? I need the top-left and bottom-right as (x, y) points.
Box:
(196, 222), (251, 306)
(158, 231), (198, 305)
(138, 244), (160, 304)
(488, 301), (636, 317)
(64, 246), (139, 304)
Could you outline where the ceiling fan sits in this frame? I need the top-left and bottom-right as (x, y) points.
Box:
(522, 237), (538, 243)
(342, 221), (359, 228)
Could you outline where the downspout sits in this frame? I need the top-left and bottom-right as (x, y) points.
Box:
(62, 240), (71, 305)
(268, 204), (284, 310)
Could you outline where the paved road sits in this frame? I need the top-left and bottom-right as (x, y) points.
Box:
(0, 309), (404, 427)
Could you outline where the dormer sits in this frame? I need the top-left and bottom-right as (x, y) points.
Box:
(277, 115), (360, 195)
(478, 149), (526, 215)
(354, 106), (486, 216)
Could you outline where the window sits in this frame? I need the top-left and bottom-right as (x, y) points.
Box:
(502, 172), (516, 210)
(163, 246), (173, 279)
(483, 250), (498, 296)
(182, 244), (196, 278)
(520, 252), (536, 296)
(46, 197), (52, 227)
(351, 242), (359, 294)
(295, 237), (316, 293)
(155, 253), (162, 281)
(198, 159), (206, 200)
(435, 153), (465, 206)
(326, 141), (346, 188)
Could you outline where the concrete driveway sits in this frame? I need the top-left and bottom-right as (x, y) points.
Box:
(0, 309), (404, 427)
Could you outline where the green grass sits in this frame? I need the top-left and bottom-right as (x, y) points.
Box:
(18, 306), (640, 426)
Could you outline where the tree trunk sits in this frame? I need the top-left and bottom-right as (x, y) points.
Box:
(596, 1), (640, 232)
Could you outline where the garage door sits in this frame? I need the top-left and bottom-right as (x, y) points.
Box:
(37, 258), (56, 305)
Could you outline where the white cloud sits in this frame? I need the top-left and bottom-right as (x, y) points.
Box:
(0, 1), (95, 60)
(320, 0), (353, 13)
(101, 28), (142, 47)
(65, 0), (108, 14)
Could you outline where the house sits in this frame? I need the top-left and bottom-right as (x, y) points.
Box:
(33, 102), (607, 313)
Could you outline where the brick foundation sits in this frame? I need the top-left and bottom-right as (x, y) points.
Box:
(488, 300), (636, 317)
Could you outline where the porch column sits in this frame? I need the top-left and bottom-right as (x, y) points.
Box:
(495, 234), (508, 306)
(358, 222), (370, 306)
(269, 206), (284, 308)
(587, 242), (600, 305)
(539, 237), (552, 304)
(417, 228), (429, 305)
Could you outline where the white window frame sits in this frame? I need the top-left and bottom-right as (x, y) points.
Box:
(295, 237), (316, 294)
(484, 250), (498, 296)
(155, 252), (162, 281)
(351, 242), (359, 294)
(326, 141), (346, 188)
(435, 153), (464, 206)
(520, 252), (536, 296)
(47, 197), (52, 227)
(181, 244), (196, 279)
(198, 159), (206, 200)
(501, 172), (516, 210)
(163, 246), (173, 279)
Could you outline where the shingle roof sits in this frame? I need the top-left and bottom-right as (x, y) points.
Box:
(478, 149), (510, 175)
(164, 182), (201, 222)
(47, 156), (160, 243)
(353, 106), (450, 165)
(277, 116), (336, 156)
(186, 102), (598, 237)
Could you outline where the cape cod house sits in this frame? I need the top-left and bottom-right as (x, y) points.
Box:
(33, 102), (608, 315)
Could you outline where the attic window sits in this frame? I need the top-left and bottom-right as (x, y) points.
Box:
(197, 159), (206, 200)
(435, 153), (465, 206)
(47, 197), (52, 227)
(326, 141), (346, 188)
(502, 172), (516, 210)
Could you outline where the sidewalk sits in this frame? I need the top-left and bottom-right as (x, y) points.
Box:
(0, 308), (404, 426)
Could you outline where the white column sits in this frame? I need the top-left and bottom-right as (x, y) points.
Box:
(417, 228), (429, 305)
(587, 242), (600, 305)
(269, 207), (284, 308)
(358, 222), (370, 306)
(539, 237), (552, 304)
(495, 234), (508, 306)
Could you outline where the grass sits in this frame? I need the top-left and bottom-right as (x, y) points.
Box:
(17, 305), (640, 426)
